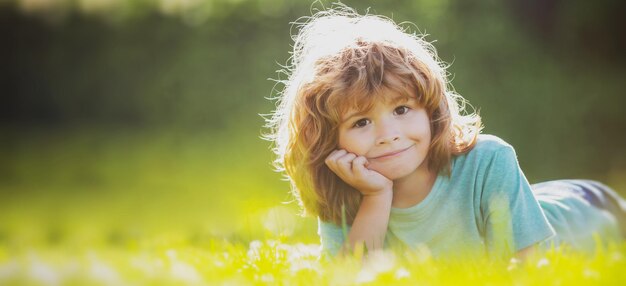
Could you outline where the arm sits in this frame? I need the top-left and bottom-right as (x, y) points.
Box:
(506, 244), (538, 271)
(325, 150), (393, 254)
(481, 143), (554, 257)
(346, 187), (393, 253)
(515, 244), (537, 260)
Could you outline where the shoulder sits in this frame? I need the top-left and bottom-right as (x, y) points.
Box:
(450, 134), (522, 179)
(457, 134), (517, 163)
(473, 134), (515, 154)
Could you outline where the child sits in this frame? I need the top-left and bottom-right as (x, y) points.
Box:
(266, 5), (626, 259)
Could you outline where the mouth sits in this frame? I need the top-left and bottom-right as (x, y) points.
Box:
(370, 144), (415, 160)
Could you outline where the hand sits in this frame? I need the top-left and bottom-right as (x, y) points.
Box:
(325, 149), (393, 196)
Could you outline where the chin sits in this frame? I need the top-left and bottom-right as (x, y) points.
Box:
(375, 164), (419, 180)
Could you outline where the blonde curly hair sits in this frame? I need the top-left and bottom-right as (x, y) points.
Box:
(265, 5), (482, 225)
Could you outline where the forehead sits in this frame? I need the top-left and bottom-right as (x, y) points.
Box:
(338, 89), (412, 120)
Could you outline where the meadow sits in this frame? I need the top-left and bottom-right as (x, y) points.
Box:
(3, 0), (626, 284)
(2, 127), (626, 285)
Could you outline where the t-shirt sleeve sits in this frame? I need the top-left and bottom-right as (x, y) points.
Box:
(318, 218), (348, 257)
(480, 144), (555, 255)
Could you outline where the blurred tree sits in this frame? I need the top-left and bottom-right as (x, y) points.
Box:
(1, 0), (624, 182)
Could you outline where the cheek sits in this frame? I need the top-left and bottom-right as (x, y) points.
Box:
(338, 132), (367, 154)
(337, 135), (353, 151)
(424, 126), (433, 142)
(415, 113), (432, 140)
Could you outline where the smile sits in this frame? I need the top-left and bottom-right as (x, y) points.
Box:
(370, 144), (415, 160)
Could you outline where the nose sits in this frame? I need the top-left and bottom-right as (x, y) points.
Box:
(376, 120), (400, 145)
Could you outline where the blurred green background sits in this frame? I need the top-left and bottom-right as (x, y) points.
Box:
(1, 0), (625, 248)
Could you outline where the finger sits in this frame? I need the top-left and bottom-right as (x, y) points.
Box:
(325, 149), (347, 168)
(351, 156), (369, 175)
(336, 153), (357, 172)
(325, 150), (351, 176)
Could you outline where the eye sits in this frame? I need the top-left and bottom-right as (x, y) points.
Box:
(393, 105), (410, 115)
(352, 118), (370, 128)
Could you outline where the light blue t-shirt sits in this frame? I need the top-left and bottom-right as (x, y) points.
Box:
(319, 135), (622, 257)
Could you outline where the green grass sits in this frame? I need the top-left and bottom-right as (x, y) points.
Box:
(1, 127), (626, 285)
(1, 238), (626, 285)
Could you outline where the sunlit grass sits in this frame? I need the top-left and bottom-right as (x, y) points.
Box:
(2, 127), (626, 284)
(1, 238), (626, 285)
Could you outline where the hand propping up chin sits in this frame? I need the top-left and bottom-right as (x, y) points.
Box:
(325, 149), (393, 196)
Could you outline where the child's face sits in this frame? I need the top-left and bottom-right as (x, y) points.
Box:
(337, 91), (432, 181)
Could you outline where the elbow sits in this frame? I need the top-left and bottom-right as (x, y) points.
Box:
(514, 244), (538, 261)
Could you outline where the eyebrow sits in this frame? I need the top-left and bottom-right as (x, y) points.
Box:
(341, 110), (367, 125)
(390, 95), (411, 104)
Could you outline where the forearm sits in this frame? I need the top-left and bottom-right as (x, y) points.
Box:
(515, 244), (537, 260)
(346, 189), (393, 252)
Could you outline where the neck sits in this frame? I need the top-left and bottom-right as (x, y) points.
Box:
(392, 165), (437, 208)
